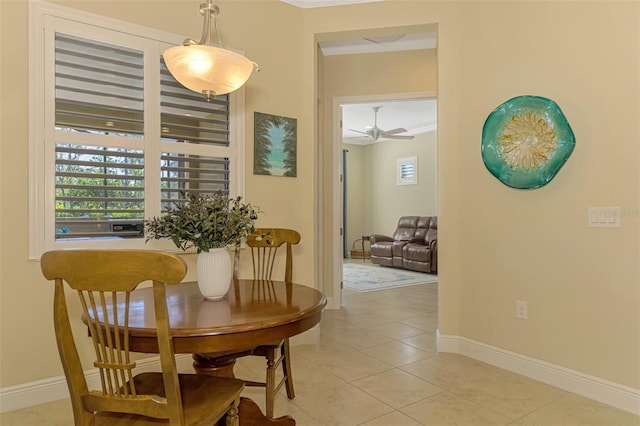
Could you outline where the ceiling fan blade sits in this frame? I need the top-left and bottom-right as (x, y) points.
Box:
(382, 128), (408, 135)
(386, 135), (415, 140)
(349, 107), (414, 142)
(348, 129), (369, 135)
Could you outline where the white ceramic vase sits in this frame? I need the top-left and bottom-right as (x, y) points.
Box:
(196, 248), (232, 300)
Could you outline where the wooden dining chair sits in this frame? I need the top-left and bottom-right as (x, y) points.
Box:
(208, 228), (301, 418)
(40, 249), (245, 426)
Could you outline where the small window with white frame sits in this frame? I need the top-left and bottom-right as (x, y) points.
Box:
(397, 156), (418, 185)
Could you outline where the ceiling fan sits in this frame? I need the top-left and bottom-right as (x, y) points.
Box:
(349, 106), (415, 141)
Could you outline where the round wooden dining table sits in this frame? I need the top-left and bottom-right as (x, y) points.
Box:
(123, 279), (326, 425)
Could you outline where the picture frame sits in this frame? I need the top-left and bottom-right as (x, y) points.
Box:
(254, 112), (297, 177)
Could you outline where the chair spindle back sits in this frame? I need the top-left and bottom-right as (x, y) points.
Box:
(235, 228), (301, 282)
(41, 250), (187, 425)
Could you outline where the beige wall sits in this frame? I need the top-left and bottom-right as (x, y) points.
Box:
(343, 131), (438, 250)
(368, 131), (438, 237)
(310, 0), (639, 390)
(323, 49), (437, 96)
(1, 0), (638, 401)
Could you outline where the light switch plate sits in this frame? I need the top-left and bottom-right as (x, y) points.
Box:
(587, 207), (620, 228)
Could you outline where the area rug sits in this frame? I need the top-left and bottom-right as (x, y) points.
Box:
(343, 263), (438, 292)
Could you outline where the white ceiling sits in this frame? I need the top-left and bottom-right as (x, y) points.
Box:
(342, 99), (437, 145)
(319, 32), (436, 56)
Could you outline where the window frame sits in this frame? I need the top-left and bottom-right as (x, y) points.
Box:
(28, 1), (245, 259)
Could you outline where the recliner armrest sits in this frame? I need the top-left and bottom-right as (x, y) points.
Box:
(370, 234), (393, 245)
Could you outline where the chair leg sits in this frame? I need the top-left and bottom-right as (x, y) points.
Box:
(225, 399), (239, 426)
(282, 339), (295, 400)
(264, 340), (295, 418)
(265, 348), (277, 418)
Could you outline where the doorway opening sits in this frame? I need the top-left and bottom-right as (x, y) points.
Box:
(335, 95), (438, 305)
(315, 23), (438, 309)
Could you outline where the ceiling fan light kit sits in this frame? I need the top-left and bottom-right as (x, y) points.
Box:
(349, 106), (415, 142)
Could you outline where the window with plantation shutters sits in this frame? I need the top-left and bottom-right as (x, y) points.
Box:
(397, 156), (418, 185)
(400, 163), (415, 179)
(55, 144), (145, 238)
(29, 3), (244, 257)
(159, 60), (231, 210)
(55, 34), (144, 136)
(160, 61), (230, 148)
(54, 34), (146, 239)
(160, 153), (230, 210)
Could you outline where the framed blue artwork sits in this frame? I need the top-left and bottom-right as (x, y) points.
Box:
(254, 112), (297, 177)
(481, 96), (575, 189)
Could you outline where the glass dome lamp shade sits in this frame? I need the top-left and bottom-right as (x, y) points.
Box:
(163, 0), (258, 101)
(164, 44), (255, 98)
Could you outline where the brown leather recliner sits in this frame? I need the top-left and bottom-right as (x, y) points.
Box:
(369, 216), (437, 273)
(403, 216), (437, 273)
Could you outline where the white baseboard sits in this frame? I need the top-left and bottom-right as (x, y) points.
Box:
(0, 354), (194, 413)
(438, 334), (640, 415)
(0, 327), (322, 414)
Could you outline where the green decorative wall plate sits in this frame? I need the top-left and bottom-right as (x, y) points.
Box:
(481, 96), (575, 189)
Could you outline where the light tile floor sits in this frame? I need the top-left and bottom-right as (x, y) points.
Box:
(3, 266), (639, 425)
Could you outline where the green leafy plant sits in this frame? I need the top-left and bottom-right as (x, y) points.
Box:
(145, 192), (260, 253)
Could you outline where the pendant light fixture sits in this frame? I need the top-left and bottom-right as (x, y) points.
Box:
(163, 0), (258, 101)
